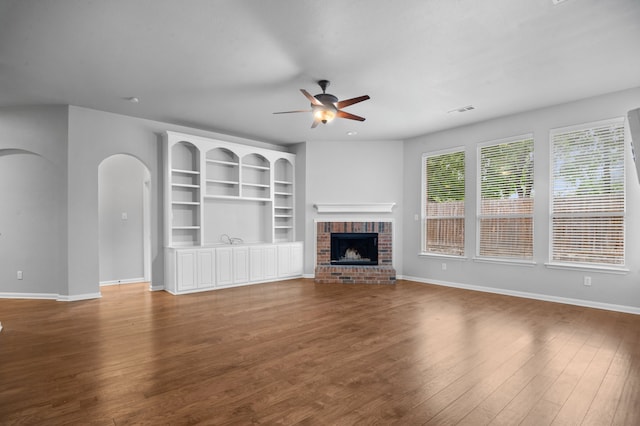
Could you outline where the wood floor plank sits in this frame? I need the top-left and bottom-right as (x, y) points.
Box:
(1, 280), (639, 425)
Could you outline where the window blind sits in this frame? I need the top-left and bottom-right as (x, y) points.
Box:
(550, 118), (625, 265)
(478, 136), (534, 259)
(423, 149), (465, 256)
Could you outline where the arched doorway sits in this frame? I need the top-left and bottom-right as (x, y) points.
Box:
(98, 154), (151, 288)
(0, 149), (65, 296)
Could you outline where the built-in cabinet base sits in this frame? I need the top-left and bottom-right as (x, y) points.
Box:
(165, 242), (303, 295)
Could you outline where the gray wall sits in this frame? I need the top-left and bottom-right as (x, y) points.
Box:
(301, 139), (404, 276)
(1, 105), (284, 299)
(402, 87), (640, 311)
(98, 154), (150, 283)
(0, 106), (68, 296)
(66, 106), (287, 298)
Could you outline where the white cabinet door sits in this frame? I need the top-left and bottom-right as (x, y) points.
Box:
(249, 246), (265, 282)
(290, 242), (303, 276)
(233, 246), (249, 284)
(216, 247), (233, 286)
(197, 249), (215, 288)
(264, 245), (278, 280)
(278, 244), (291, 277)
(278, 243), (303, 278)
(176, 250), (196, 291)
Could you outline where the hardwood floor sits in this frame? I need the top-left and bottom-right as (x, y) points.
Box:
(1, 279), (639, 425)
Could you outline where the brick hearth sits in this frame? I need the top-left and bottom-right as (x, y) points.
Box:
(315, 221), (396, 284)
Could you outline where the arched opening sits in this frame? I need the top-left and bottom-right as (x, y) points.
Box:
(0, 148), (65, 296)
(98, 154), (151, 289)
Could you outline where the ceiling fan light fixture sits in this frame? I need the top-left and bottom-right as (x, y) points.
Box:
(313, 107), (336, 123)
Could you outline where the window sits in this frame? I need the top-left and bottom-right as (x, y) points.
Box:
(478, 135), (534, 260)
(422, 148), (465, 256)
(550, 118), (625, 266)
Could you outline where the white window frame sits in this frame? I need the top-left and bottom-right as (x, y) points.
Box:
(547, 117), (627, 271)
(475, 134), (535, 263)
(421, 147), (466, 257)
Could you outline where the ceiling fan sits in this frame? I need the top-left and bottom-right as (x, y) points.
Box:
(273, 80), (370, 128)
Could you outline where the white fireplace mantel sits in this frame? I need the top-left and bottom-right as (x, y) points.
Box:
(313, 203), (396, 214)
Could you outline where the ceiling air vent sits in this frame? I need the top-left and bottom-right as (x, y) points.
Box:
(448, 105), (475, 113)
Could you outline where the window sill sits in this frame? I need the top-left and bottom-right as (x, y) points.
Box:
(473, 257), (536, 267)
(418, 252), (468, 260)
(544, 262), (629, 275)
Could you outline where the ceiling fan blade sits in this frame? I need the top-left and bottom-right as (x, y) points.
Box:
(336, 95), (370, 109)
(336, 110), (366, 122)
(301, 89), (323, 106)
(273, 110), (311, 114)
(311, 118), (321, 128)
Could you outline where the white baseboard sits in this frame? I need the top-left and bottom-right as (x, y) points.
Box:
(0, 292), (58, 300)
(100, 277), (146, 286)
(57, 292), (102, 302)
(399, 275), (640, 315)
(149, 284), (165, 291)
(0, 291), (102, 301)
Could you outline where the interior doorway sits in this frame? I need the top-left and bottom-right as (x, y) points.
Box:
(98, 154), (151, 288)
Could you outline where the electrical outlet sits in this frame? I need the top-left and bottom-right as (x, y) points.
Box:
(17, 270), (23, 280)
(442, 263), (447, 271)
(584, 276), (592, 286)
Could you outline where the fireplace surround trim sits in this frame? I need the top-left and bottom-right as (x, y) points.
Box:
(313, 203), (396, 213)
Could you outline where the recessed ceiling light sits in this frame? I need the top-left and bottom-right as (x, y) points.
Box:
(552, 0), (569, 4)
(346, 131), (358, 136)
(126, 97), (140, 103)
(448, 105), (475, 113)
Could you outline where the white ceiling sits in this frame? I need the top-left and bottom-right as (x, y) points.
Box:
(1, 0), (639, 145)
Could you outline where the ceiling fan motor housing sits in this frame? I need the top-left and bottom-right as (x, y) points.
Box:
(313, 93), (338, 106)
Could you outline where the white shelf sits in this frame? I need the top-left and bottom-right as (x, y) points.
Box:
(242, 163), (270, 171)
(204, 194), (270, 202)
(172, 183), (199, 188)
(173, 226), (201, 230)
(206, 179), (239, 185)
(274, 191), (293, 196)
(206, 159), (239, 166)
(172, 168), (200, 175)
(274, 180), (293, 185)
(242, 182), (270, 188)
(172, 201), (200, 206)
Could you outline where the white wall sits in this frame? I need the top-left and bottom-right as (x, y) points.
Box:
(301, 139), (404, 276)
(98, 154), (150, 283)
(402, 87), (640, 311)
(0, 106), (68, 297)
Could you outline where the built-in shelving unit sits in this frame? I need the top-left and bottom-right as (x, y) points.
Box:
(168, 142), (201, 246)
(273, 158), (294, 243)
(163, 131), (300, 294)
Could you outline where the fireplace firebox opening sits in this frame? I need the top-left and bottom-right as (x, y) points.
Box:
(330, 232), (378, 266)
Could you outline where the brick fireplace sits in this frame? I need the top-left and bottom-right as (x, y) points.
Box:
(315, 221), (396, 284)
